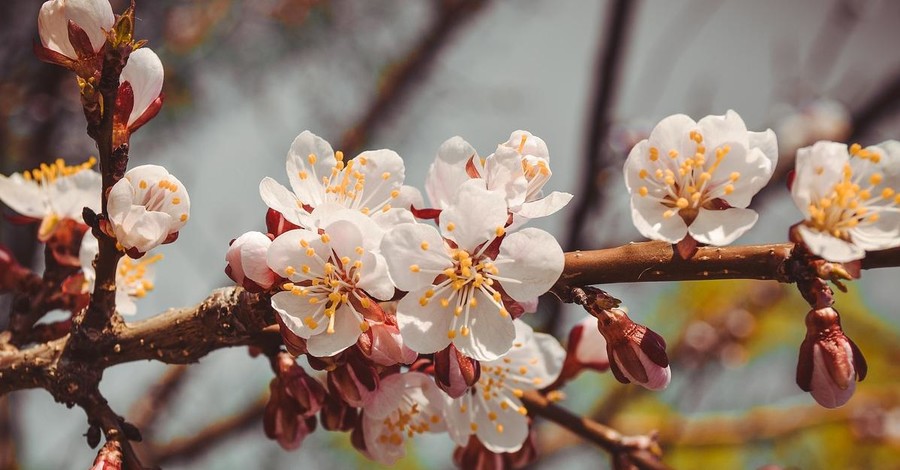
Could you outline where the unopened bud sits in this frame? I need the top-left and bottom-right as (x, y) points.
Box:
(327, 350), (379, 407)
(274, 353), (326, 417)
(595, 308), (670, 391)
(225, 231), (276, 292)
(555, 316), (611, 387)
(320, 392), (359, 432)
(89, 441), (122, 470)
(357, 319), (417, 367)
(796, 307), (867, 408)
(433, 344), (481, 398)
(276, 314), (308, 356)
(264, 377), (318, 450)
(85, 424), (101, 449)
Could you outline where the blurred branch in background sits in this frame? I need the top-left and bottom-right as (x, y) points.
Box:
(0, 395), (17, 470)
(128, 365), (190, 435)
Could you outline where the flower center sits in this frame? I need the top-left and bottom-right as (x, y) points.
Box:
(281, 235), (369, 334)
(635, 130), (740, 220)
(22, 157), (97, 187)
(301, 151), (401, 214)
(376, 399), (441, 445)
(410, 234), (515, 340)
(806, 144), (900, 239)
(516, 135), (551, 199)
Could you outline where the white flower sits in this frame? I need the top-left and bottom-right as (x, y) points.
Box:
(259, 131), (421, 230)
(776, 99), (851, 155)
(0, 158), (100, 240)
(445, 321), (564, 453)
(225, 231), (276, 291)
(38, 0), (114, 60)
(107, 165), (190, 254)
(424, 131), (572, 220)
(361, 372), (447, 465)
(267, 210), (394, 357)
(380, 180), (564, 361)
(624, 110), (778, 245)
(119, 48), (164, 129)
(79, 232), (160, 315)
(791, 141), (900, 262)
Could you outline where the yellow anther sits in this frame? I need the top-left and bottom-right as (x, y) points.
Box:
(860, 190), (871, 200)
(448, 330), (457, 339)
(675, 198), (689, 209)
(638, 169), (648, 179)
(724, 184), (735, 195)
(882, 188), (895, 199)
(492, 292), (502, 302)
(282, 282), (295, 291)
(307, 153), (317, 164)
(488, 412), (498, 421)
(638, 186), (649, 197)
(320, 234), (331, 243)
(454, 306), (463, 316)
(324, 263), (335, 275)
(499, 308), (509, 317)
(381, 204), (391, 213)
(446, 222), (456, 232)
(730, 172), (740, 181)
(512, 388), (524, 398)
(390, 189), (400, 198)
(305, 247), (316, 257)
(470, 423), (478, 432)
(698, 172), (712, 182)
(869, 214), (880, 222)
(469, 297), (478, 307)
(668, 149), (679, 158)
(871, 173), (884, 186)
(309, 297), (320, 304)
(180, 214), (188, 222)
(460, 326), (470, 337)
(409, 264), (420, 273)
(495, 227), (505, 237)
(849, 143), (862, 155)
(420, 241), (429, 250)
(382, 172), (390, 180)
(440, 298), (450, 307)
(649, 147), (659, 161)
(518, 406), (528, 416)
(690, 130), (703, 143)
(334, 150), (344, 161)
(662, 209), (676, 219)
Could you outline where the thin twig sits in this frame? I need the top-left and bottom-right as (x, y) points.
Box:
(128, 365), (190, 434)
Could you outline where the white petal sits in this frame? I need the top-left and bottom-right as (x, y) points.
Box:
(715, 146), (773, 208)
(114, 206), (171, 252)
(121, 48), (164, 127)
(285, 131), (334, 206)
(452, 301), (515, 362)
(697, 110), (750, 151)
(266, 228), (319, 276)
(354, 149), (405, 208)
(440, 180), (509, 251)
(426, 137), (475, 208)
(629, 195), (688, 243)
(748, 128), (778, 171)
(259, 177), (309, 226)
(51, 169), (101, 218)
(646, 114), (698, 163)
(791, 142), (848, 215)
(380, 223), (452, 292)
(271, 291), (328, 338)
(356, 252), (395, 301)
(503, 130), (549, 161)
(305, 305), (363, 357)
(483, 147), (527, 209)
(0, 174), (46, 218)
(624, 140), (651, 193)
(396, 291), (455, 355)
(473, 397), (529, 453)
(688, 207), (758, 246)
(237, 232), (274, 287)
(39, 0), (114, 57)
(797, 224), (864, 262)
(495, 228), (563, 301)
(515, 191), (573, 219)
(444, 395), (476, 446)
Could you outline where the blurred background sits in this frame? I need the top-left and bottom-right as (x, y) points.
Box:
(2, 0), (900, 468)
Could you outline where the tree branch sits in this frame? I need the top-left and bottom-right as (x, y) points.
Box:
(521, 391), (670, 470)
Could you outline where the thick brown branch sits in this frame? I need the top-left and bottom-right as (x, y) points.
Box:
(521, 391), (670, 470)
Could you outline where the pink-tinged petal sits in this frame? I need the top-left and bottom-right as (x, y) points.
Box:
(629, 195), (688, 243)
(797, 224), (865, 263)
(272, 291), (327, 338)
(106, 178), (136, 225)
(237, 232), (275, 287)
(473, 398), (530, 453)
(792, 142), (848, 215)
(266, 229), (319, 276)
(452, 301), (515, 362)
(314, 205), (383, 248)
(495, 228), (563, 301)
(426, 137), (476, 209)
(356, 252), (394, 301)
(39, 0), (114, 58)
(572, 317), (610, 370)
(440, 180), (509, 251)
(809, 343), (856, 408)
(515, 191), (573, 219)
(121, 48), (164, 127)
(286, 131), (334, 206)
(614, 343), (671, 391)
(850, 213), (900, 251)
(0, 175), (47, 218)
(305, 305), (364, 357)
(322, 218), (363, 261)
(528, 330), (567, 384)
(115, 207), (171, 253)
(396, 290), (455, 355)
(483, 147), (528, 209)
(688, 207), (758, 246)
(380, 223), (452, 292)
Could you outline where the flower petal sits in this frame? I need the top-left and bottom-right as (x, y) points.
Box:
(305, 305), (364, 357)
(440, 180), (509, 251)
(396, 290), (455, 355)
(286, 131), (334, 206)
(121, 48), (164, 127)
(381, 223), (452, 292)
(515, 191), (573, 219)
(473, 397), (529, 453)
(629, 195), (688, 243)
(0, 174), (46, 218)
(797, 224), (865, 262)
(272, 291), (328, 338)
(495, 228), (563, 301)
(688, 207), (758, 246)
(266, 228), (319, 276)
(452, 301), (515, 362)
(426, 137), (476, 208)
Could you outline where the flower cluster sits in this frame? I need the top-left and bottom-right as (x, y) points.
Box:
(225, 129), (578, 462)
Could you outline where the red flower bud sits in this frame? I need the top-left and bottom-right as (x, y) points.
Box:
(796, 307), (867, 408)
(327, 350), (380, 407)
(274, 353), (327, 417)
(320, 392), (359, 432)
(433, 343), (481, 398)
(556, 316), (611, 386)
(595, 309), (670, 391)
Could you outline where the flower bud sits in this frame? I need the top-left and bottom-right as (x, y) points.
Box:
(595, 308), (670, 391)
(106, 165), (190, 256)
(38, 0), (114, 61)
(113, 48), (164, 146)
(275, 314), (308, 356)
(327, 350), (379, 407)
(796, 307), (867, 408)
(357, 319), (417, 367)
(555, 316), (611, 386)
(89, 440), (122, 470)
(433, 343), (481, 398)
(320, 392), (359, 432)
(225, 231), (276, 292)
(264, 356), (324, 450)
